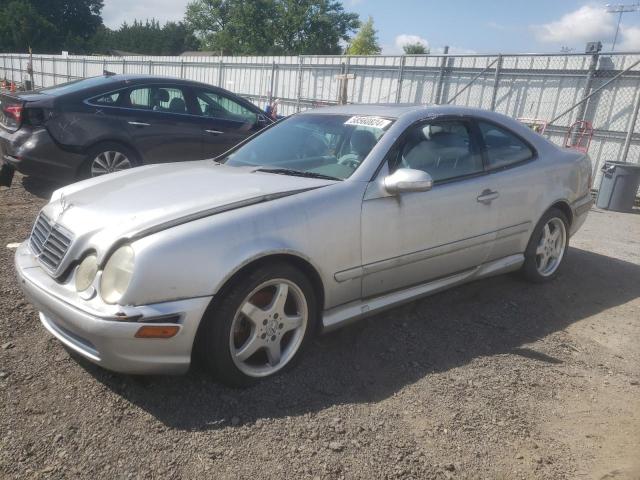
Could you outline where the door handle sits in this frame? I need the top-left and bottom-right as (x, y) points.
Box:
(205, 129), (223, 135)
(128, 121), (151, 127)
(477, 189), (499, 204)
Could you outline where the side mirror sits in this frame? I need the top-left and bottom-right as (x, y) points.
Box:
(384, 168), (433, 194)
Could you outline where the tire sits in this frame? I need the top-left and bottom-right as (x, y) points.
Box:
(79, 142), (140, 179)
(521, 207), (570, 283)
(198, 262), (318, 387)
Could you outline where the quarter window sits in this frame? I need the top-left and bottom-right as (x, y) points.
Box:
(90, 91), (122, 105)
(478, 121), (534, 169)
(196, 90), (257, 123)
(393, 120), (483, 182)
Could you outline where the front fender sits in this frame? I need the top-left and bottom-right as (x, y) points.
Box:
(119, 182), (365, 308)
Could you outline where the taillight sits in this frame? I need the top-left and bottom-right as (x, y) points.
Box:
(3, 105), (22, 123)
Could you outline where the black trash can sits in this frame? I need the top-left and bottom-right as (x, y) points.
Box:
(596, 161), (640, 212)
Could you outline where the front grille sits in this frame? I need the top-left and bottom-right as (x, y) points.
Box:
(29, 213), (73, 273)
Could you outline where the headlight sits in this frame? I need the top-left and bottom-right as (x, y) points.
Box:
(100, 245), (135, 304)
(75, 254), (98, 292)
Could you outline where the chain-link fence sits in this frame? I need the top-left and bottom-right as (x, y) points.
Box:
(2, 51), (640, 188)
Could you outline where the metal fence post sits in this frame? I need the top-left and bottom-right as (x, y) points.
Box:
(40, 56), (44, 86)
(296, 56), (303, 112)
(395, 55), (406, 103)
(434, 46), (449, 104)
(218, 57), (224, 87)
(621, 81), (640, 163)
(52, 57), (56, 84)
(122, 58), (126, 75)
(267, 61), (277, 104)
(66, 56), (70, 81)
(490, 54), (503, 111)
(148, 60), (153, 74)
(180, 59), (185, 78)
(83, 58), (87, 78)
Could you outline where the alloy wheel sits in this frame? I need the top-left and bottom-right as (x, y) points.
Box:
(535, 217), (567, 277)
(91, 151), (132, 177)
(229, 279), (308, 377)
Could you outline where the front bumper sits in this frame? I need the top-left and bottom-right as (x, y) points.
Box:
(15, 241), (212, 374)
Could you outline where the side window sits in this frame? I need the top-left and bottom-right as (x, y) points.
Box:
(478, 121), (534, 169)
(394, 120), (483, 182)
(90, 91), (122, 105)
(196, 90), (257, 123)
(128, 87), (187, 113)
(129, 87), (153, 109)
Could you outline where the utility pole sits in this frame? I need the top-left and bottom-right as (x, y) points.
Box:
(27, 46), (34, 90)
(606, 3), (640, 51)
(335, 73), (355, 105)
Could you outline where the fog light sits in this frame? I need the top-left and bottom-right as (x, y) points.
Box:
(135, 325), (180, 338)
(75, 255), (98, 292)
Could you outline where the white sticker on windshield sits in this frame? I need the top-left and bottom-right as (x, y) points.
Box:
(344, 116), (392, 129)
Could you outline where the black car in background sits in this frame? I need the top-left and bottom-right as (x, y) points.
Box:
(0, 74), (272, 182)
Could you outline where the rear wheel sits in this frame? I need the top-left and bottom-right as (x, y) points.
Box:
(199, 262), (317, 387)
(79, 142), (139, 179)
(521, 208), (569, 283)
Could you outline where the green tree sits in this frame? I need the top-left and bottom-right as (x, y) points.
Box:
(0, 0), (103, 53)
(87, 20), (199, 55)
(346, 16), (380, 55)
(403, 42), (428, 54)
(185, 0), (359, 55)
(0, 1), (55, 52)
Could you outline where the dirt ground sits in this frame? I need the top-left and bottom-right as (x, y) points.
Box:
(1, 174), (639, 480)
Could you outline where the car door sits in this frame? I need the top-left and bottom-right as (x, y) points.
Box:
(360, 118), (500, 298)
(119, 85), (202, 163)
(191, 88), (264, 157)
(475, 120), (538, 262)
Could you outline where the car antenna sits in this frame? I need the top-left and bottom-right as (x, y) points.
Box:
(103, 70), (116, 77)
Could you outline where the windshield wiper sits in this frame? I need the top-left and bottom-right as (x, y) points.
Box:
(254, 168), (342, 181)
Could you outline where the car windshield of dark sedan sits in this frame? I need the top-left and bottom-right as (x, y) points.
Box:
(222, 114), (393, 180)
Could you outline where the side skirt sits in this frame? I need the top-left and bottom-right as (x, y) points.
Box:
(321, 254), (524, 332)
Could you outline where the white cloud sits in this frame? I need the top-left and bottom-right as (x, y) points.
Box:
(532, 5), (615, 44)
(394, 34), (430, 51)
(102, 0), (190, 28)
(618, 25), (640, 50)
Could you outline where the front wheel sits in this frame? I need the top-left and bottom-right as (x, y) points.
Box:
(199, 262), (317, 387)
(521, 208), (569, 283)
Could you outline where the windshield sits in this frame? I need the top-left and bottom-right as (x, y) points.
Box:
(38, 76), (116, 96)
(222, 113), (393, 180)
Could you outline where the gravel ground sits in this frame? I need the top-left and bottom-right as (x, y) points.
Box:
(1, 174), (639, 480)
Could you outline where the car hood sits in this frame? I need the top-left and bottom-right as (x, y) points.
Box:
(44, 161), (335, 256)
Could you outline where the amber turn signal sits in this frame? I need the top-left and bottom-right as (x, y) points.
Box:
(135, 325), (179, 338)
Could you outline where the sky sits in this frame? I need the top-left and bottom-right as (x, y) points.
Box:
(101, 0), (640, 54)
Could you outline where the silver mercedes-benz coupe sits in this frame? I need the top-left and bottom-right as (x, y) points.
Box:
(15, 104), (593, 386)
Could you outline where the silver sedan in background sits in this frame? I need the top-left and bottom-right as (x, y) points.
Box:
(15, 104), (593, 386)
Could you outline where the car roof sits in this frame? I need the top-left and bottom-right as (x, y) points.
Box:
(107, 74), (216, 89)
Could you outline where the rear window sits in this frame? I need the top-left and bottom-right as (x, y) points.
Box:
(38, 76), (116, 96)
